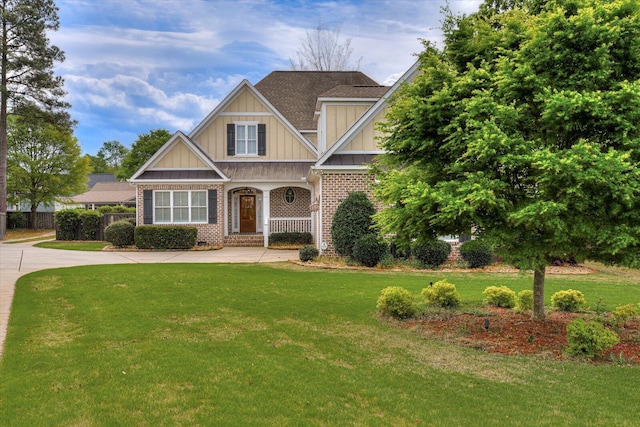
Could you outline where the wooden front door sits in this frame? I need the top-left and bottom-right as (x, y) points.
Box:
(240, 195), (256, 233)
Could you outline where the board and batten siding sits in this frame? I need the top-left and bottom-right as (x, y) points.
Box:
(153, 139), (207, 168)
(340, 108), (387, 152)
(324, 104), (372, 150)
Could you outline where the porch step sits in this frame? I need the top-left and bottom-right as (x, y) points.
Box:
(224, 234), (265, 247)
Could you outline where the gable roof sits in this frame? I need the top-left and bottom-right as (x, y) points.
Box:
(72, 182), (135, 204)
(254, 71), (379, 131)
(129, 131), (229, 182)
(317, 85), (389, 99)
(189, 79), (318, 157)
(87, 173), (117, 188)
(315, 61), (421, 168)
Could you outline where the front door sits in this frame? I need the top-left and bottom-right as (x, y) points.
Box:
(240, 195), (256, 233)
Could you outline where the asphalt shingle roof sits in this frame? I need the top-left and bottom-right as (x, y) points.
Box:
(254, 71), (380, 131)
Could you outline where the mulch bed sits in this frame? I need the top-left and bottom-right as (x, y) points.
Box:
(404, 307), (640, 365)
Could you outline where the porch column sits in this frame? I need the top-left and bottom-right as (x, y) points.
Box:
(262, 190), (270, 247)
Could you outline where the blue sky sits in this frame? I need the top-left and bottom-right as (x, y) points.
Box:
(50, 0), (483, 155)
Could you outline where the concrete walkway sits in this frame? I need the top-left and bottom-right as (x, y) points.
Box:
(0, 239), (298, 359)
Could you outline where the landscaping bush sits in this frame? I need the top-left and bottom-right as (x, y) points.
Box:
(299, 245), (319, 262)
(421, 280), (461, 308)
(352, 233), (388, 267)
(134, 226), (197, 250)
(376, 286), (415, 319)
(55, 209), (82, 240)
(331, 191), (375, 257)
(269, 232), (313, 246)
(516, 290), (534, 312)
(411, 240), (451, 268)
(98, 205), (136, 214)
(612, 304), (639, 324)
(459, 239), (494, 268)
(566, 318), (619, 358)
(389, 240), (410, 259)
(483, 286), (516, 308)
(551, 289), (586, 312)
(79, 210), (102, 240)
(105, 220), (135, 247)
(8, 211), (25, 229)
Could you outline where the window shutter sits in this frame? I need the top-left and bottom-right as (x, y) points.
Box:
(227, 124), (235, 156)
(208, 189), (217, 224)
(143, 190), (153, 224)
(258, 123), (266, 156)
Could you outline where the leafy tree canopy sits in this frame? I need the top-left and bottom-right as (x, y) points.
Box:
(118, 129), (171, 180)
(374, 0), (640, 318)
(7, 115), (89, 227)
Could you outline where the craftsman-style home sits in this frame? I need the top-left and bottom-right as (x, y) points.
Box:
(129, 62), (419, 254)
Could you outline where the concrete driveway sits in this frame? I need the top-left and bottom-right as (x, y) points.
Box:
(0, 239), (298, 359)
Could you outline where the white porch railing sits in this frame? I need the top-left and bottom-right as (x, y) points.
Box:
(269, 217), (312, 234)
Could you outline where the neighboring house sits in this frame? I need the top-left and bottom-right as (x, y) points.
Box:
(129, 63), (420, 253)
(70, 182), (136, 209)
(56, 173), (120, 210)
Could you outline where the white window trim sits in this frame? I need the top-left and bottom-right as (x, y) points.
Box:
(154, 190), (207, 224)
(235, 121), (259, 157)
(283, 187), (296, 205)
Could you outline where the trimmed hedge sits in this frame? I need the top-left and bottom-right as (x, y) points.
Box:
(8, 211), (26, 229)
(55, 209), (83, 240)
(411, 240), (451, 268)
(98, 205), (136, 214)
(105, 220), (135, 247)
(299, 245), (319, 262)
(134, 226), (197, 250)
(79, 210), (102, 240)
(269, 232), (313, 245)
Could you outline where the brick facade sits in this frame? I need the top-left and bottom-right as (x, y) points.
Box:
(136, 183), (225, 246)
(270, 186), (311, 218)
(319, 171), (379, 256)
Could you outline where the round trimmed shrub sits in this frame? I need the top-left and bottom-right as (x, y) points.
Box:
(483, 286), (516, 308)
(612, 304), (638, 324)
(566, 318), (619, 358)
(551, 289), (586, 312)
(459, 239), (494, 268)
(421, 279), (461, 308)
(105, 220), (135, 247)
(352, 234), (388, 267)
(377, 286), (415, 319)
(299, 245), (319, 262)
(330, 191), (375, 257)
(516, 290), (534, 312)
(411, 240), (451, 268)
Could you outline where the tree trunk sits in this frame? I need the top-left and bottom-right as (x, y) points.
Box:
(1, 0), (8, 239)
(30, 204), (37, 229)
(533, 266), (546, 320)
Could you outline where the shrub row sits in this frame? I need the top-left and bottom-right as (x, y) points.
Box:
(97, 205), (136, 214)
(269, 232), (312, 245)
(55, 209), (103, 241)
(134, 226), (197, 250)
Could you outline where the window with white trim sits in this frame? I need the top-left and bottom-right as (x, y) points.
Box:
(236, 123), (258, 156)
(154, 190), (207, 223)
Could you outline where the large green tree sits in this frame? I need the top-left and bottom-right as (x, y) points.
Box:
(1, 0), (69, 238)
(374, 0), (640, 319)
(7, 116), (89, 227)
(118, 129), (171, 180)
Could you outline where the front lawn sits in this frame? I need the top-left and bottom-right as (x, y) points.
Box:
(1, 263), (639, 425)
(33, 241), (110, 251)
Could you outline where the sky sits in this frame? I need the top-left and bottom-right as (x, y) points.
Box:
(50, 0), (484, 155)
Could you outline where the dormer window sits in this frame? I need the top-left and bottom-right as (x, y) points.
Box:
(227, 123), (267, 156)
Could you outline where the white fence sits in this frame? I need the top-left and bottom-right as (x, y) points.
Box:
(269, 217), (312, 234)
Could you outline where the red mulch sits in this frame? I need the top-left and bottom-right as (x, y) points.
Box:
(403, 307), (640, 365)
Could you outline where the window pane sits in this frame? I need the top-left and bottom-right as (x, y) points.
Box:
(191, 207), (206, 222)
(248, 125), (256, 139)
(192, 191), (206, 207)
(155, 191), (170, 207)
(247, 139), (257, 154)
(237, 125), (245, 140)
(174, 191), (188, 207)
(155, 207), (171, 222)
(173, 207), (189, 222)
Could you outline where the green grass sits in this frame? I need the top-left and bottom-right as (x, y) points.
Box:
(33, 241), (110, 251)
(1, 263), (639, 426)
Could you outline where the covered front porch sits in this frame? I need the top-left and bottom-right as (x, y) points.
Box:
(223, 184), (313, 247)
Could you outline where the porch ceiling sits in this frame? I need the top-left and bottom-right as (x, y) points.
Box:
(217, 162), (314, 181)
